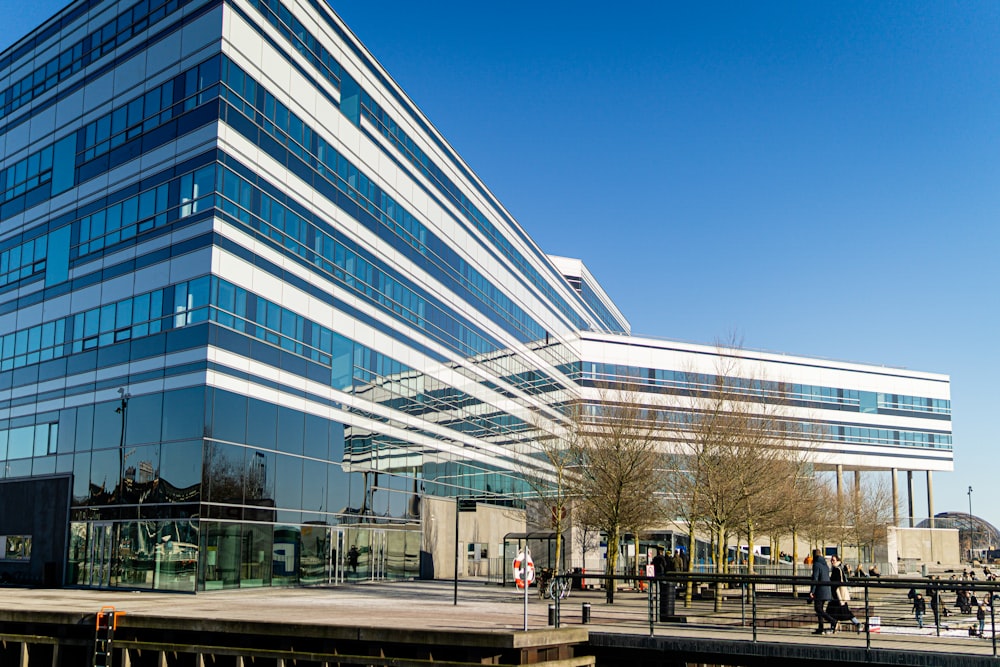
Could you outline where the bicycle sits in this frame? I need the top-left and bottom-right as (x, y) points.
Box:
(535, 568), (553, 598)
(545, 570), (572, 600)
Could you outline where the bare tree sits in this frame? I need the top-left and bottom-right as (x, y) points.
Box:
(572, 500), (603, 571)
(669, 343), (818, 609)
(571, 389), (666, 603)
(766, 464), (830, 594)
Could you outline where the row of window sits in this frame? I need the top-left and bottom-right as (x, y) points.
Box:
(0, 143), (54, 205)
(878, 394), (950, 414)
(68, 520), (420, 591)
(0, 134), (76, 214)
(78, 55), (220, 164)
(359, 94), (590, 332)
(1, 61), (574, 402)
(577, 278), (627, 334)
(210, 278), (534, 444)
(0, 381), (518, 514)
(214, 160), (504, 363)
(245, 0), (589, 333)
(0, 423), (58, 460)
(0, 0), (193, 120)
(0, 275), (205, 372)
(0, 56), (218, 227)
(0, 149), (568, 423)
(218, 58), (552, 348)
(76, 182), (170, 257)
(580, 401), (952, 451)
(0, 264), (540, 452)
(835, 426), (951, 449)
(211, 148), (574, 395)
(245, 0), (346, 90)
(581, 362), (951, 416)
(0, 232), (46, 289)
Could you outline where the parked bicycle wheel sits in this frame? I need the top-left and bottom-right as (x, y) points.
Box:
(548, 576), (571, 600)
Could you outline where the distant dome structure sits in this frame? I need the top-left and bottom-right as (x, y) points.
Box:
(918, 512), (1000, 557)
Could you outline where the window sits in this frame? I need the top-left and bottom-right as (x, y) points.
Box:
(0, 535), (31, 560)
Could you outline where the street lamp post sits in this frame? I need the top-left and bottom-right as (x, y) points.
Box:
(968, 486), (974, 562)
(116, 388), (131, 504)
(112, 387), (130, 587)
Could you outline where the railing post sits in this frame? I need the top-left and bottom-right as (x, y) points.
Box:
(864, 580), (871, 649)
(751, 581), (757, 643)
(992, 593), (996, 657)
(935, 583), (941, 637)
(648, 576), (655, 636)
(553, 579), (560, 628)
(740, 581), (746, 627)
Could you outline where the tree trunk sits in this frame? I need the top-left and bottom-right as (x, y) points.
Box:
(684, 519), (696, 607)
(791, 526), (799, 598)
(747, 521), (755, 574)
(605, 525), (619, 604)
(714, 524), (726, 612)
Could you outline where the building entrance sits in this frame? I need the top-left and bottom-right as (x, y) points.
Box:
(84, 522), (114, 588)
(329, 528), (347, 584)
(370, 529), (387, 581)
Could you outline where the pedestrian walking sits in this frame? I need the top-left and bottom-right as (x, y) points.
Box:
(809, 549), (839, 634)
(827, 555), (862, 632)
(913, 594), (927, 629)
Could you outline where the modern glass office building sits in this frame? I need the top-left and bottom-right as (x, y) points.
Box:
(0, 0), (951, 591)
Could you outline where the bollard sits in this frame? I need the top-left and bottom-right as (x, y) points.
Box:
(582, 603), (592, 624)
(548, 604), (556, 625)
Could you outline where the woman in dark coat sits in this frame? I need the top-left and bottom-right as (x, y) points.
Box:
(827, 555), (863, 631)
(809, 550), (839, 634)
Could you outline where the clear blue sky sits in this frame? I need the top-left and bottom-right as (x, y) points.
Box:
(4, 2), (999, 530)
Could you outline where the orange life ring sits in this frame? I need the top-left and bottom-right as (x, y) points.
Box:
(513, 551), (535, 589)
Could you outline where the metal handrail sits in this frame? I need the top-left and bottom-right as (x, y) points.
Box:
(550, 571), (1000, 658)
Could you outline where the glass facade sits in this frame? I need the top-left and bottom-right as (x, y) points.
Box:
(0, 0), (951, 591)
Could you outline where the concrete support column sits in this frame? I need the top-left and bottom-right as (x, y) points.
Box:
(836, 465), (844, 516)
(927, 471), (935, 528)
(891, 468), (899, 527)
(907, 471), (915, 528)
(836, 465), (844, 554)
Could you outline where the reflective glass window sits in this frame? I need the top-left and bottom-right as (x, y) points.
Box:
(162, 387), (204, 442)
(202, 442), (244, 504)
(246, 398), (277, 450)
(274, 454), (303, 510)
(159, 440), (202, 498)
(212, 390), (247, 444)
(276, 407), (303, 456)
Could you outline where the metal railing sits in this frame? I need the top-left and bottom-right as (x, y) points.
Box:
(549, 571), (1000, 660)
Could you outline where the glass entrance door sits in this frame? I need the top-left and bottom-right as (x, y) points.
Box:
(329, 528), (346, 584)
(87, 522), (114, 588)
(370, 529), (387, 581)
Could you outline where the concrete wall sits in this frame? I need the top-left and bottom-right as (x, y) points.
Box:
(0, 475), (71, 586)
(887, 526), (960, 573)
(422, 497), (524, 579)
